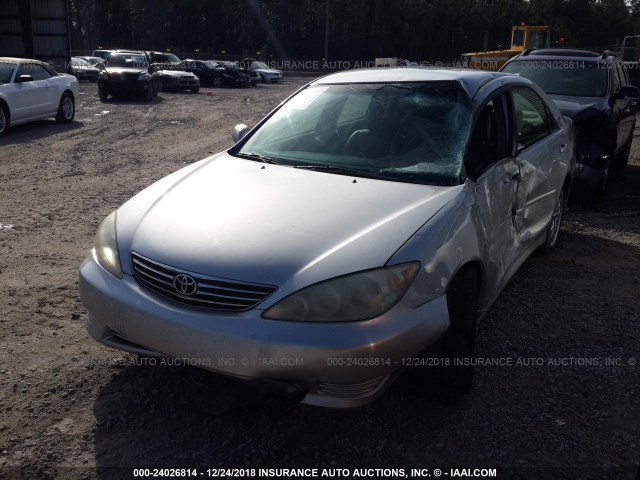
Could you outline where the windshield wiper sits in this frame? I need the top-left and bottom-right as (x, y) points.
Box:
(234, 152), (279, 164)
(293, 164), (392, 181)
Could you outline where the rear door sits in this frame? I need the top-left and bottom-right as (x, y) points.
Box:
(509, 85), (569, 246)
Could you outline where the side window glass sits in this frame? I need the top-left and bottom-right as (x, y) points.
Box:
(16, 64), (51, 81)
(467, 94), (507, 177)
(512, 87), (551, 152)
(15, 65), (28, 81)
(616, 63), (629, 86)
(612, 65), (621, 93)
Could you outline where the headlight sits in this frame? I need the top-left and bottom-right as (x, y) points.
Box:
(94, 211), (123, 279)
(263, 263), (419, 322)
(138, 73), (151, 81)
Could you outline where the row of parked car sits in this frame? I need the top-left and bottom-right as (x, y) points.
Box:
(67, 49), (283, 100)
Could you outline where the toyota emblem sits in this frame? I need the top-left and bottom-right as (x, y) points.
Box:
(173, 274), (197, 296)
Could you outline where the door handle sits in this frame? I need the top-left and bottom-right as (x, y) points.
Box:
(504, 171), (520, 184)
(559, 144), (566, 153)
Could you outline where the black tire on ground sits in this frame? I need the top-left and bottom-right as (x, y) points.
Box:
(144, 81), (154, 101)
(596, 159), (611, 199)
(152, 79), (158, 98)
(98, 86), (108, 101)
(190, 87), (199, 93)
(540, 188), (565, 254)
(55, 92), (75, 123)
(426, 265), (479, 397)
(259, 73), (266, 83)
(0, 102), (9, 136)
(213, 77), (223, 88)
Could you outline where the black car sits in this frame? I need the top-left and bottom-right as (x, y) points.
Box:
(68, 57), (100, 82)
(147, 51), (182, 69)
(501, 49), (640, 197)
(181, 59), (251, 88)
(97, 51), (159, 101)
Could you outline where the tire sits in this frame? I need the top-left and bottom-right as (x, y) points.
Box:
(190, 87), (199, 93)
(596, 159), (611, 199)
(425, 265), (478, 397)
(157, 78), (164, 92)
(540, 189), (564, 254)
(152, 79), (158, 98)
(213, 77), (223, 88)
(144, 81), (153, 101)
(259, 73), (266, 83)
(55, 92), (75, 123)
(98, 85), (109, 101)
(0, 103), (8, 136)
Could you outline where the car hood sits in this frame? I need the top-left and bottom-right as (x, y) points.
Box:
(104, 67), (148, 75)
(549, 95), (608, 122)
(116, 153), (460, 291)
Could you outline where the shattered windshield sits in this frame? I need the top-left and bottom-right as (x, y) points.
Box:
(236, 82), (472, 186)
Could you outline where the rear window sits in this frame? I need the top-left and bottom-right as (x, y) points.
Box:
(502, 60), (608, 97)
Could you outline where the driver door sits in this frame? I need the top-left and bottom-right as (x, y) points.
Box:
(466, 92), (523, 293)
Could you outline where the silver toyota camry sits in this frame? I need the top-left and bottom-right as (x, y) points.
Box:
(79, 68), (575, 408)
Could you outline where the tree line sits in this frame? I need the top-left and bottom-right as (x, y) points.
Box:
(68, 0), (640, 62)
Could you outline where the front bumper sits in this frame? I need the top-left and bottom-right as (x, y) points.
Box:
(573, 137), (609, 192)
(264, 74), (282, 82)
(162, 76), (199, 89)
(79, 255), (450, 408)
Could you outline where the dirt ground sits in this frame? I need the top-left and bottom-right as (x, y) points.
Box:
(0, 78), (639, 480)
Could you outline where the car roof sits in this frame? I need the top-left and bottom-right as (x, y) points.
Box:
(516, 48), (618, 61)
(0, 57), (50, 66)
(312, 68), (511, 97)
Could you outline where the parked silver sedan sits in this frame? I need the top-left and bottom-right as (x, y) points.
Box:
(79, 68), (575, 408)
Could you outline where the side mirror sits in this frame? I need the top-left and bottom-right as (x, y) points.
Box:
(17, 74), (34, 83)
(232, 124), (249, 143)
(620, 85), (640, 100)
(611, 85), (640, 104)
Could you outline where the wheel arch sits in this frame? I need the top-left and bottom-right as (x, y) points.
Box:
(0, 97), (10, 132)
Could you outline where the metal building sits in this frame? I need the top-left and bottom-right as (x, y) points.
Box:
(0, 0), (71, 71)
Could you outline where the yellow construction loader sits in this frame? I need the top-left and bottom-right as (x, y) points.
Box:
(461, 24), (551, 70)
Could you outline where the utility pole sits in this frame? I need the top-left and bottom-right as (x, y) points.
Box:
(324, 0), (329, 62)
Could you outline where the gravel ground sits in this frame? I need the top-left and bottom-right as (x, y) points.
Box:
(0, 78), (639, 480)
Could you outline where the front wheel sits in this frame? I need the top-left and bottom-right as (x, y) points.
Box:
(423, 265), (478, 398)
(212, 77), (223, 88)
(0, 103), (8, 136)
(98, 85), (109, 101)
(152, 79), (158, 98)
(190, 87), (199, 93)
(55, 93), (75, 123)
(540, 189), (564, 253)
(144, 81), (154, 101)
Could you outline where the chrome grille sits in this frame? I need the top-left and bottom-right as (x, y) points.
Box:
(130, 252), (277, 311)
